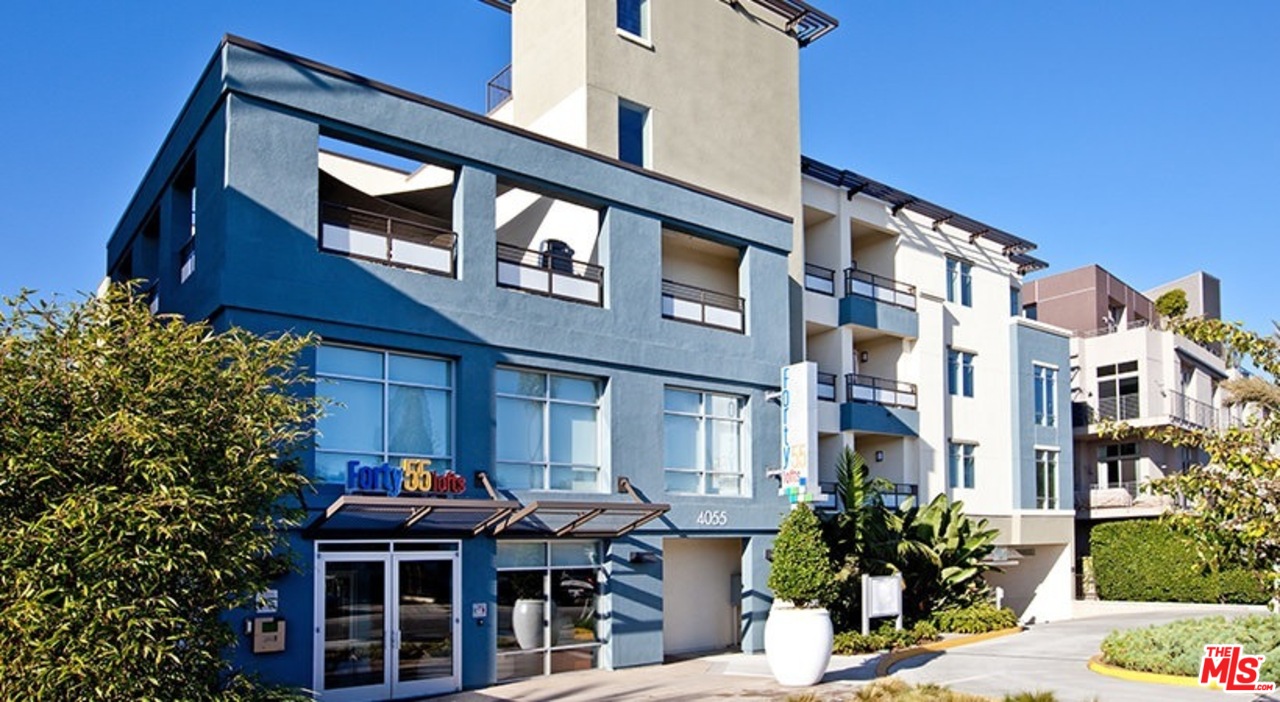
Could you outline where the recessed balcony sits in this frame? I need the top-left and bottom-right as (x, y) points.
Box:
(841, 372), (919, 436)
(497, 242), (603, 306)
(840, 267), (918, 338)
(661, 279), (744, 333)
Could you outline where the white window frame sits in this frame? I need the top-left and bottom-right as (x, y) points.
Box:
(948, 441), (975, 489)
(1033, 362), (1058, 426)
(495, 367), (604, 492)
(663, 387), (747, 497)
(1035, 447), (1059, 509)
(948, 348), (975, 397)
(946, 257), (972, 307)
(314, 344), (455, 483)
(616, 0), (650, 41)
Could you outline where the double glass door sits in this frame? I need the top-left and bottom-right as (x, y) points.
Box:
(316, 547), (459, 700)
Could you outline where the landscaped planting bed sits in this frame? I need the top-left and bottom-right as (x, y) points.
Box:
(1100, 614), (1280, 680)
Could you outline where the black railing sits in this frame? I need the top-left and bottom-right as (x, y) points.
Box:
(844, 267), (916, 310)
(1170, 391), (1226, 430)
(804, 263), (836, 296)
(845, 373), (918, 409)
(661, 279), (745, 333)
(816, 371), (837, 402)
(496, 242), (604, 306)
(1096, 394), (1140, 422)
(320, 202), (456, 277)
(486, 64), (512, 113)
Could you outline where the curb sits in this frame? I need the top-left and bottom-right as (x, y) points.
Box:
(874, 627), (1024, 677)
(1086, 654), (1219, 690)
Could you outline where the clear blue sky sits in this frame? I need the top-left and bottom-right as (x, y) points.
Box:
(1, 1), (1276, 335)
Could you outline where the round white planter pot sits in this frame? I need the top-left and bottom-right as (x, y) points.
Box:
(512, 599), (560, 650)
(764, 602), (833, 687)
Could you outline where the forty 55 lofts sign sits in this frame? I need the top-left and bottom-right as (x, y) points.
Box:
(779, 362), (823, 505)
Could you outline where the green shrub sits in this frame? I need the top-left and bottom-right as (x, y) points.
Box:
(1002, 693), (1058, 702)
(931, 603), (1020, 634)
(832, 621), (940, 654)
(1154, 288), (1188, 319)
(852, 678), (989, 702)
(768, 504), (837, 608)
(1090, 520), (1268, 604)
(1101, 614), (1280, 682)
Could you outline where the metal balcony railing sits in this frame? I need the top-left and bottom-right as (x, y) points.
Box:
(320, 202), (457, 277)
(1095, 394), (1140, 422)
(845, 373), (918, 409)
(496, 242), (604, 306)
(1076, 318), (1151, 338)
(804, 263), (836, 296)
(844, 267), (916, 310)
(486, 64), (512, 113)
(661, 279), (745, 333)
(1169, 391), (1230, 430)
(816, 371), (837, 402)
(178, 237), (196, 284)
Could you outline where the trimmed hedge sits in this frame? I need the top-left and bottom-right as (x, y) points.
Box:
(1090, 520), (1268, 604)
(1101, 614), (1280, 682)
(833, 621), (940, 654)
(930, 604), (1020, 634)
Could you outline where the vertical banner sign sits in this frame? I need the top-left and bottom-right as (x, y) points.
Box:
(779, 361), (822, 504)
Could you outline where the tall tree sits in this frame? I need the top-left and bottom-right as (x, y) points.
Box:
(0, 285), (318, 701)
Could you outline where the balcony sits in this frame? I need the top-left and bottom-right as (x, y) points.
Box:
(1074, 480), (1179, 517)
(839, 267), (919, 338)
(497, 242), (603, 306)
(661, 279), (744, 333)
(804, 263), (836, 296)
(320, 202), (456, 277)
(1170, 391), (1233, 431)
(486, 64), (512, 114)
(881, 482), (918, 509)
(816, 371), (837, 402)
(841, 372), (919, 436)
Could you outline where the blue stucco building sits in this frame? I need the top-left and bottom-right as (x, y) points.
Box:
(106, 35), (797, 699)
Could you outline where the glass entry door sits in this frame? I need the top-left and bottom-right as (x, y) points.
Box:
(316, 547), (460, 701)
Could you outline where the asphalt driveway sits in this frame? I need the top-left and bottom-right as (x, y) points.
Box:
(890, 603), (1275, 702)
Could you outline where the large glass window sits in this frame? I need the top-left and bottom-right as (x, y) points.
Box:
(1035, 449), (1058, 509)
(1098, 443), (1139, 489)
(946, 257), (972, 307)
(496, 368), (602, 492)
(948, 442), (975, 489)
(1034, 364), (1058, 426)
(315, 345), (452, 483)
(618, 99), (650, 168)
(948, 349), (975, 397)
(1097, 361), (1140, 420)
(663, 388), (745, 496)
(496, 542), (602, 682)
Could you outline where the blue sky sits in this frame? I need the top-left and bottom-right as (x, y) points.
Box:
(1, 1), (1275, 335)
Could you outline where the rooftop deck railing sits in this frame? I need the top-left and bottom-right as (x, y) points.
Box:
(496, 242), (603, 306)
(320, 201), (456, 277)
(486, 64), (512, 114)
(844, 267), (916, 310)
(661, 279), (744, 333)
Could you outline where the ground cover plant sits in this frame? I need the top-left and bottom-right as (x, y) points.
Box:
(832, 621), (940, 655)
(0, 286), (317, 701)
(782, 678), (1062, 702)
(1100, 614), (1280, 681)
(929, 603), (1020, 634)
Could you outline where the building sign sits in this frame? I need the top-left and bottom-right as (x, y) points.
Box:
(345, 459), (467, 497)
(779, 361), (822, 504)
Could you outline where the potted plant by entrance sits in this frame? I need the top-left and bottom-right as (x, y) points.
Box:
(510, 572), (556, 650)
(765, 503), (837, 686)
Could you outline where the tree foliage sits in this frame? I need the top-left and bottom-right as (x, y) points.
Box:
(0, 285), (318, 701)
(1102, 317), (1280, 600)
(1154, 288), (1189, 320)
(768, 503), (837, 609)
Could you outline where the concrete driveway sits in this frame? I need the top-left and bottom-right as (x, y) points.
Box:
(890, 602), (1274, 702)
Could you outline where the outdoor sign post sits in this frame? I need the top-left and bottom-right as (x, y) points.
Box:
(861, 573), (904, 635)
(779, 361), (824, 505)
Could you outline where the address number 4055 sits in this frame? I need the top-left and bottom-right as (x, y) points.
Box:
(695, 509), (728, 526)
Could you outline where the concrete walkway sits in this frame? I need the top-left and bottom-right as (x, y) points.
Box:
(439, 601), (1275, 702)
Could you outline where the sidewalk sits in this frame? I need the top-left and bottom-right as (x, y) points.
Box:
(1072, 598), (1269, 620)
(436, 652), (881, 702)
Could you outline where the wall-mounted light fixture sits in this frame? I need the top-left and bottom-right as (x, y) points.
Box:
(875, 451), (884, 462)
(859, 351), (869, 363)
(765, 549), (774, 563)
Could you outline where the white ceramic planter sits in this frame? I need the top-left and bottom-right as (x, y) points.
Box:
(764, 602), (833, 686)
(512, 599), (545, 650)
